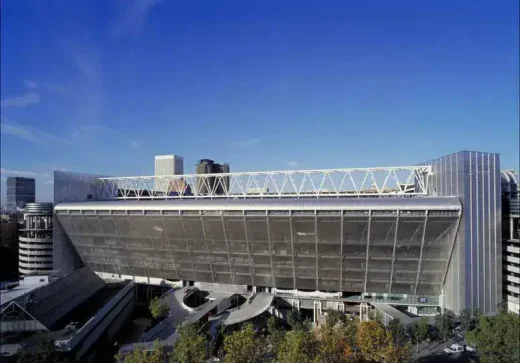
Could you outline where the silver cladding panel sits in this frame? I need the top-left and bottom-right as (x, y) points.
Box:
(55, 198), (460, 295)
(421, 151), (502, 314)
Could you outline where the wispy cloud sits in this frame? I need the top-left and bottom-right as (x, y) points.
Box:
(23, 79), (68, 93)
(1, 121), (65, 147)
(1, 92), (41, 108)
(0, 168), (51, 178)
(24, 79), (38, 90)
(71, 124), (110, 138)
(1, 122), (45, 144)
(43, 180), (54, 185)
(113, 0), (162, 37)
(288, 161), (299, 167)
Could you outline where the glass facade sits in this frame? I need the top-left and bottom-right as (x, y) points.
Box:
(6, 177), (35, 210)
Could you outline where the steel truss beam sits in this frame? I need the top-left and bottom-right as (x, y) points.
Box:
(96, 166), (432, 200)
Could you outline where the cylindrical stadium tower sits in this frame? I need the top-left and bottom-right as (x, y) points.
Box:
(18, 203), (53, 275)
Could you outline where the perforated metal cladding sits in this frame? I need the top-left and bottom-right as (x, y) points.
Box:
(57, 209), (460, 295)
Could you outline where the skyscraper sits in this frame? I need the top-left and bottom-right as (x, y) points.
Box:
(6, 177), (35, 210)
(154, 155), (184, 176)
(196, 159), (230, 195)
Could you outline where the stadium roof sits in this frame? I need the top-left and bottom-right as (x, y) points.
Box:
(0, 267), (105, 330)
(55, 196), (461, 212)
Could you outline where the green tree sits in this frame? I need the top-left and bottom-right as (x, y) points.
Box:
(276, 329), (318, 363)
(325, 309), (343, 328)
(434, 310), (454, 348)
(224, 323), (264, 363)
(170, 323), (208, 363)
(407, 317), (429, 353)
(17, 339), (74, 363)
(114, 340), (166, 363)
(337, 316), (358, 349)
(316, 323), (351, 363)
(149, 296), (169, 320)
(459, 308), (472, 332)
(356, 320), (389, 362)
(356, 320), (412, 363)
(466, 310), (520, 363)
(287, 309), (310, 331)
(383, 342), (412, 363)
(267, 316), (285, 357)
(387, 319), (407, 346)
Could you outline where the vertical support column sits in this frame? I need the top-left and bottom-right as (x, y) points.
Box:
(243, 212), (255, 287)
(161, 211), (180, 280)
(100, 210), (120, 276)
(199, 213), (216, 283)
(266, 212), (276, 288)
(124, 210), (140, 279)
(388, 212), (400, 293)
(315, 211), (319, 291)
(340, 211), (344, 294)
(363, 210), (372, 293)
(288, 211), (297, 291)
(221, 213), (234, 285)
(414, 211), (429, 295)
(179, 211), (197, 282)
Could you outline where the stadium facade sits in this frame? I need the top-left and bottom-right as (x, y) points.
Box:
(52, 151), (503, 315)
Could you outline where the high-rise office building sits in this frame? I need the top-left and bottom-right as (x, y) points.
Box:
(196, 159), (230, 195)
(154, 155), (184, 176)
(6, 177), (35, 210)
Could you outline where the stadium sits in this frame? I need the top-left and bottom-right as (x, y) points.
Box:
(53, 151), (502, 319)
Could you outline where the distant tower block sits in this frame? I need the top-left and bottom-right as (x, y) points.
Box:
(155, 155), (184, 176)
(155, 155), (184, 194)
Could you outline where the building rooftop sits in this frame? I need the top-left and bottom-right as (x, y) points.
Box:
(55, 196), (461, 212)
(0, 267), (105, 330)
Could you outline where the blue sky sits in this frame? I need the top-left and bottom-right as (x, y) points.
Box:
(1, 0), (518, 203)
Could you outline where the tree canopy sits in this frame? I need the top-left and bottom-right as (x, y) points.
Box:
(356, 320), (412, 363)
(224, 323), (264, 363)
(276, 329), (318, 363)
(407, 317), (429, 353)
(466, 309), (520, 363)
(266, 316), (285, 357)
(170, 323), (208, 363)
(149, 296), (169, 320)
(114, 340), (166, 363)
(434, 310), (454, 348)
(17, 339), (74, 363)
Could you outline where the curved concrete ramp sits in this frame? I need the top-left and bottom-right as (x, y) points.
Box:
(221, 293), (274, 326)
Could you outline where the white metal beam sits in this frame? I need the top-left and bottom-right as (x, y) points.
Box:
(97, 166), (432, 200)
